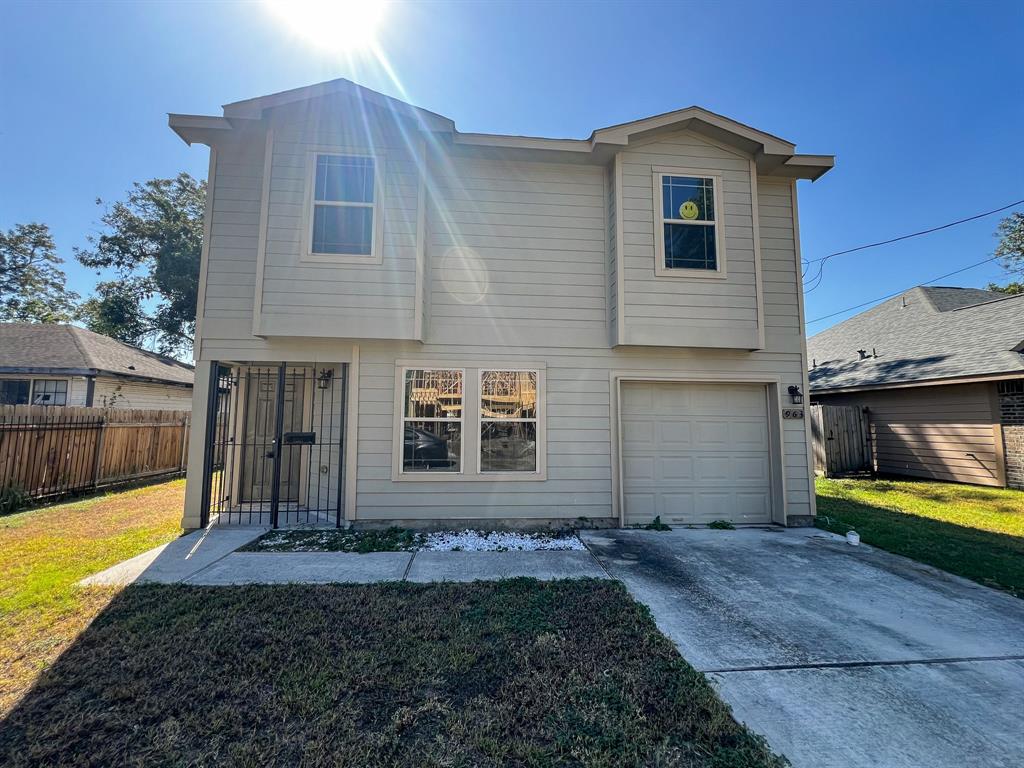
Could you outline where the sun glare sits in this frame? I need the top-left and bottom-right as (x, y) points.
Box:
(264, 0), (387, 52)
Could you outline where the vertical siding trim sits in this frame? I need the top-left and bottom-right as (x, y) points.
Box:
(749, 159), (766, 350)
(414, 137), (427, 341)
(603, 167), (612, 346)
(791, 180), (817, 518)
(195, 148), (218, 360)
(613, 153), (626, 346)
(251, 128), (274, 337)
(989, 383), (1008, 486)
(345, 343), (360, 521)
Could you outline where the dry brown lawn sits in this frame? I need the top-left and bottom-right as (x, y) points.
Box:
(0, 479), (184, 714)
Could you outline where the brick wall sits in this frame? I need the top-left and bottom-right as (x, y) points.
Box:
(999, 388), (1024, 490)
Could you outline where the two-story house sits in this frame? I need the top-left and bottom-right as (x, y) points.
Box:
(170, 79), (832, 530)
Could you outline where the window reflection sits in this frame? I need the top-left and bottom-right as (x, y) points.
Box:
(402, 369), (462, 472)
(480, 371), (538, 473)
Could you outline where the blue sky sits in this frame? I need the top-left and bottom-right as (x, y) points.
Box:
(2, 0), (1022, 335)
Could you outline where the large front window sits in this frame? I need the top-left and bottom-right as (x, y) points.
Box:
(309, 154), (377, 257)
(0, 379), (30, 405)
(401, 369), (463, 473)
(655, 170), (724, 274)
(480, 370), (538, 473)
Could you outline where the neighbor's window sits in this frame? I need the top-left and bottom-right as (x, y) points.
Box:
(402, 369), (463, 473)
(0, 379), (30, 405)
(659, 173), (721, 271)
(310, 154), (376, 256)
(31, 379), (68, 406)
(480, 370), (539, 473)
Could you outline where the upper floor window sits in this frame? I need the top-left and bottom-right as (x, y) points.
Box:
(654, 170), (725, 277)
(308, 153), (379, 259)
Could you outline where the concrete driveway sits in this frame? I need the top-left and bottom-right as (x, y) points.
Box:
(582, 527), (1024, 768)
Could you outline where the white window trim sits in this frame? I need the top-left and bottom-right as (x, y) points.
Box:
(391, 363), (547, 482)
(652, 166), (727, 279)
(301, 148), (385, 265)
(395, 366), (466, 479)
(477, 368), (543, 477)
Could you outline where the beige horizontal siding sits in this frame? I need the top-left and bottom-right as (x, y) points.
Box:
(92, 379), (193, 411)
(616, 131), (761, 348)
(817, 383), (1003, 486)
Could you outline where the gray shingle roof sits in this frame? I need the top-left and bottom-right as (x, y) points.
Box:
(0, 324), (194, 386)
(807, 286), (1024, 392)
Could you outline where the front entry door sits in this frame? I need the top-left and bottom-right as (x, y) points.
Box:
(240, 368), (304, 504)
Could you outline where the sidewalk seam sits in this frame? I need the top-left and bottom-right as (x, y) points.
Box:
(703, 653), (1024, 674)
(401, 551), (416, 581)
(578, 534), (615, 580)
(177, 530), (267, 584)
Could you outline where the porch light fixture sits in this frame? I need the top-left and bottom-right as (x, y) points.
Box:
(787, 385), (803, 405)
(317, 368), (334, 390)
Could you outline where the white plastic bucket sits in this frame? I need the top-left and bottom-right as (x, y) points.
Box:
(846, 530), (860, 546)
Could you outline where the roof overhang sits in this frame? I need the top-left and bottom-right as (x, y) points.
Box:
(0, 367), (193, 388)
(811, 370), (1024, 395)
(168, 114), (237, 146)
(170, 79), (834, 179)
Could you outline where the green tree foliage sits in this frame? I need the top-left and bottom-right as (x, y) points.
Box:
(987, 212), (1024, 294)
(0, 223), (79, 323)
(986, 281), (1024, 296)
(76, 173), (205, 356)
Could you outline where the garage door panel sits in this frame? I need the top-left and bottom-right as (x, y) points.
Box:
(731, 421), (769, 449)
(696, 455), (730, 481)
(622, 419), (655, 447)
(660, 457), (693, 482)
(656, 385), (695, 411)
(659, 421), (693, 447)
(624, 492), (656, 519)
(622, 381), (772, 526)
(735, 456), (771, 482)
(622, 384), (655, 411)
(623, 456), (655, 482)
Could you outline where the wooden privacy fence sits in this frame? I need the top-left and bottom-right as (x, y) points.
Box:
(0, 406), (190, 502)
(810, 404), (873, 477)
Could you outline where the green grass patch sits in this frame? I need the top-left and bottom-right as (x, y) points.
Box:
(816, 477), (1024, 597)
(0, 580), (784, 767)
(0, 479), (184, 714)
(241, 526), (423, 553)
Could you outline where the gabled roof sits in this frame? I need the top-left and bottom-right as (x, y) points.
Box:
(0, 324), (194, 386)
(807, 286), (1024, 392)
(170, 78), (833, 180)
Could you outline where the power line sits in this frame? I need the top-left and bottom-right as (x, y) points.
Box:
(804, 255), (1002, 325)
(801, 196), (1024, 295)
(805, 197), (1024, 265)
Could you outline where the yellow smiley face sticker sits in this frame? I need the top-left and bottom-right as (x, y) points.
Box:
(679, 200), (700, 220)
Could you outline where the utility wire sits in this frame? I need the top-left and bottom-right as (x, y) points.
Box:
(804, 198), (1024, 265)
(805, 255), (1002, 325)
(801, 196), (1024, 294)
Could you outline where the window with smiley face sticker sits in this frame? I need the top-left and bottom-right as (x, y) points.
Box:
(661, 174), (718, 270)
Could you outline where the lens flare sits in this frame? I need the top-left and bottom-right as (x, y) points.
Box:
(264, 0), (387, 52)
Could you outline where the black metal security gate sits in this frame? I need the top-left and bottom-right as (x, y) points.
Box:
(201, 363), (346, 528)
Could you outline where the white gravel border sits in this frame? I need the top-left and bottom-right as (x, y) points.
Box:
(420, 529), (586, 552)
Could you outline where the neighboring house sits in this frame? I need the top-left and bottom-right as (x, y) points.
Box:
(808, 286), (1024, 489)
(0, 323), (194, 410)
(170, 78), (833, 529)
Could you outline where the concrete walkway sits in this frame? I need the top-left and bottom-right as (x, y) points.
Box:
(581, 527), (1024, 768)
(82, 526), (608, 586)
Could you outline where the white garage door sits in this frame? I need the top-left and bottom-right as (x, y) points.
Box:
(621, 381), (772, 525)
